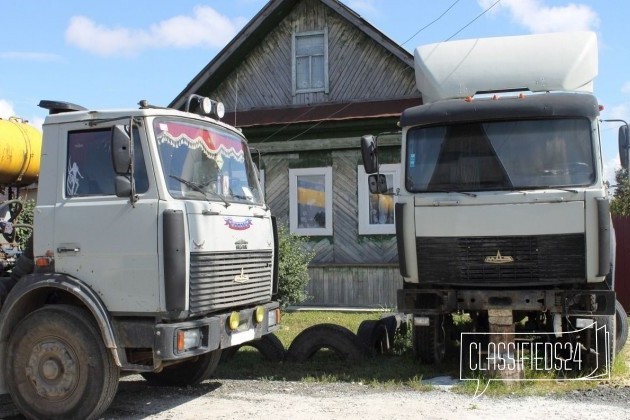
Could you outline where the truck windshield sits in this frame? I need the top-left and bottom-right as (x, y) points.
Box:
(154, 118), (264, 205)
(405, 118), (595, 192)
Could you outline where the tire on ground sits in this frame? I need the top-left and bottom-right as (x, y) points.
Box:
(379, 313), (408, 349)
(356, 320), (390, 355)
(286, 323), (367, 363)
(615, 299), (628, 354)
(220, 333), (285, 363)
(5, 304), (120, 420)
(142, 349), (222, 386)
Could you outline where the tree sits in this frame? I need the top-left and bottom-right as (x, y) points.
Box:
(611, 168), (630, 216)
(276, 224), (315, 309)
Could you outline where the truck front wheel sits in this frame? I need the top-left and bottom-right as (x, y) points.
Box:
(412, 315), (448, 364)
(5, 304), (120, 420)
(141, 349), (222, 386)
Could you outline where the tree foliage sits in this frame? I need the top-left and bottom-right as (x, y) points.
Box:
(276, 224), (315, 309)
(611, 168), (630, 216)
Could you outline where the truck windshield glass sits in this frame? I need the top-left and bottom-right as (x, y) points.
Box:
(405, 118), (594, 192)
(154, 118), (263, 205)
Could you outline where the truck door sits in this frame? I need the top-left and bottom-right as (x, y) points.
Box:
(54, 126), (160, 313)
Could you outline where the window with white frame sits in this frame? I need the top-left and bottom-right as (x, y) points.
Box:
(289, 167), (333, 236)
(292, 29), (329, 94)
(357, 164), (400, 234)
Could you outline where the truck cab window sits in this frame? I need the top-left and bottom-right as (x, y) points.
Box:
(406, 118), (594, 192)
(66, 128), (149, 197)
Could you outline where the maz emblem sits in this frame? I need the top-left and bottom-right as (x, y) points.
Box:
(234, 268), (249, 283)
(484, 250), (514, 264)
(235, 239), (248, 250)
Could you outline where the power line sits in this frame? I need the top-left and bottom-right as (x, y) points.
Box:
(444, 0), (502, 42)
(401, 0), (461, 47)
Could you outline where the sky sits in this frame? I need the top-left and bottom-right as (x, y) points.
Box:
(1, 0), (628, 183)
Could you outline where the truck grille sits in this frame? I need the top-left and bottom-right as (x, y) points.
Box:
(189, 250), (273, 315)
(416, 234), (585, 286)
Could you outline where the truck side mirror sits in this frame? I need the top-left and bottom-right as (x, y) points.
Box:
(368, 174), (388, 194)
(620, 124), (629, 170)
(112, 125), (132, 175)
(361, 135), (379, 174)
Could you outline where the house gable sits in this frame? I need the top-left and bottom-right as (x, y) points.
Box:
(171, 0), (419, 121)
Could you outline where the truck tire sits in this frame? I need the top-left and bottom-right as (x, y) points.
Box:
(412, 315), (447, 364)
(615, 300), (628, 354)
(142, 349), (222, 386)
(357, 319), (390, 355)
(285, 323), (367, 363)
(5, 304), (120, 420)
(220, 333), (285, 363)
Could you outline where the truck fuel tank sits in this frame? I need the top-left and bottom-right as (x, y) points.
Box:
(0, 117), (42, 186)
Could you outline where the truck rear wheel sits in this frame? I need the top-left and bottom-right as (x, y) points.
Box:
(5, 304), (120, 420)
(412, 315), (447, 364)
(615, 300), (628, 354)
(141, 349), (222, 386)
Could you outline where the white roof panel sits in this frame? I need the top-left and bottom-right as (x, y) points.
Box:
(414, 31), (598, 103)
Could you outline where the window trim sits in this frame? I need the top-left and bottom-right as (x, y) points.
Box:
(289, 167), (333, 236)
(357, 164), (400, 235)
(292, 29), (329, 95)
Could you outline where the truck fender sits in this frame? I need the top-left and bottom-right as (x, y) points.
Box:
(0, 273), (121, 366)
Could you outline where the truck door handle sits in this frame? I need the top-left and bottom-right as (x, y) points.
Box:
(57, 247), (80, 253)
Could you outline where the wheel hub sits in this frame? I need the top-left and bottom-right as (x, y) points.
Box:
(25, 340), (78, 399)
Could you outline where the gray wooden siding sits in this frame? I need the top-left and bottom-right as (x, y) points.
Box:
(264, 148), (399, 265)
(211, 0), (416, 111)
(305, 265), (403, 308)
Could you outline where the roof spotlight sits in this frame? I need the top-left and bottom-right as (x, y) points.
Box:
(185, 94), (225, 120)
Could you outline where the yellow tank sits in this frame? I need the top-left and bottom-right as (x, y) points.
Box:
(0, 117), (42, 186)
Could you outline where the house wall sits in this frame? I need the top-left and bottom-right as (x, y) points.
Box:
(212, 0), (416, 111)
(199, 0), (418, 308)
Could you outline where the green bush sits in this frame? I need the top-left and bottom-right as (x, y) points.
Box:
(276, 224), (315, 308)
(611, 168), (630, 216)
(15, 199), (35, 251)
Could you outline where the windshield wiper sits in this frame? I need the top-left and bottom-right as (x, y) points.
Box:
(169, 175), (230, 207)
(538, 186), (579, 194)
(426, 190), (478, 197)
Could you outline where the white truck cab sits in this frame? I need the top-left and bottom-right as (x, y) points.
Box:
(361, 32), (629, 370)
(0, 96), (280, 419)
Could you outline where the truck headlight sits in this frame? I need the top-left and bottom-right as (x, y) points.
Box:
(177, 328), (202, 352)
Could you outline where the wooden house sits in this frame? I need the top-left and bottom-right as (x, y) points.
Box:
(171, 0), (422, 308)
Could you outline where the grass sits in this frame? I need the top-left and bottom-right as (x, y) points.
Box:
(214, 310), (629, 396)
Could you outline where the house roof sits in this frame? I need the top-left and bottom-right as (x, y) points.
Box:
(169, 0), (416, 111)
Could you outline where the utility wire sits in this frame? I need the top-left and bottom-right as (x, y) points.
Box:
(401, 0), (461, 46)
(444, 0), (502, 42)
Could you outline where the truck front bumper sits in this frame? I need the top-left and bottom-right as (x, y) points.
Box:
(397, 288), (615, 316)
(154, 301), (280, 362)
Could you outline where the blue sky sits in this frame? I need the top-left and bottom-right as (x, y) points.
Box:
(1, 0), (628, 182)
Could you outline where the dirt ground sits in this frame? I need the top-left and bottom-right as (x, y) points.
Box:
(2, 375), (627, 419)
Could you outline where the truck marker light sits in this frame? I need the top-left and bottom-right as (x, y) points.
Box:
(268, 308), (280, 327)
(35, 257), (51, 267)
